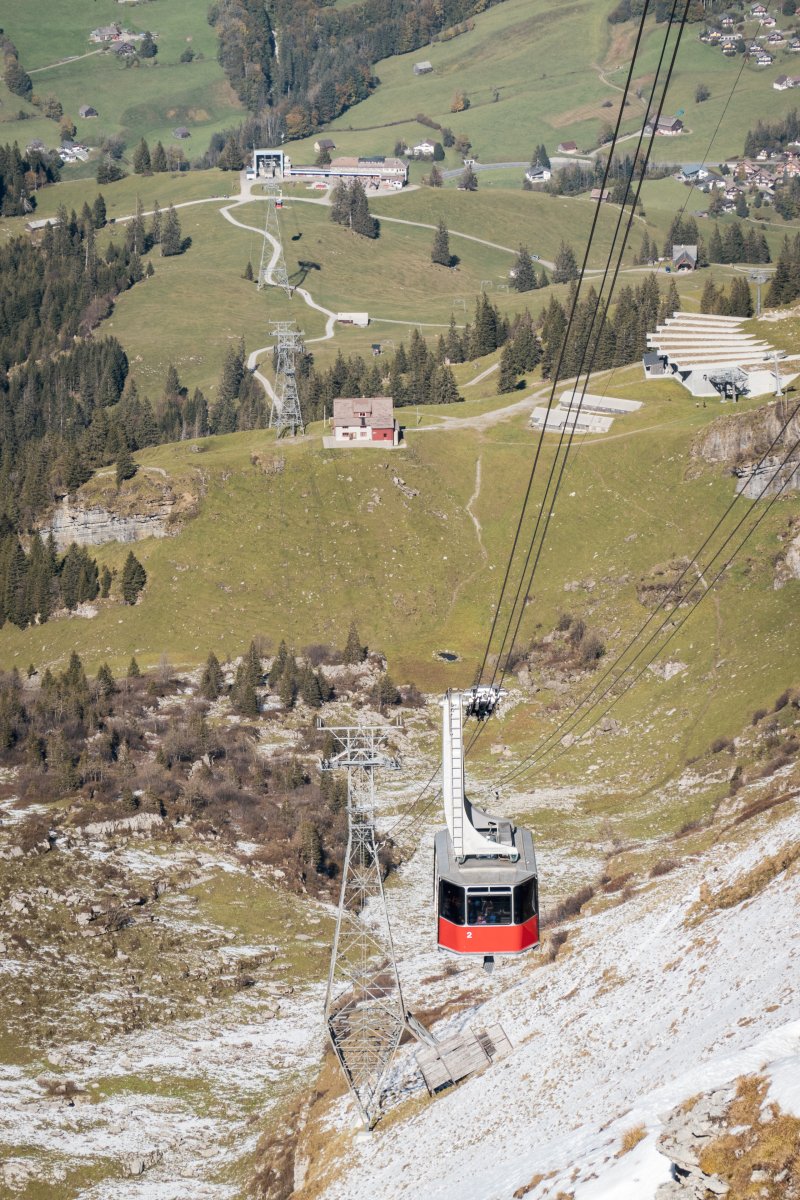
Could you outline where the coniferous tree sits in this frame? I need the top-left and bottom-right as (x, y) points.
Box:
(498, 343), (519, 393)
(100, 565), (112, 598)
(553, 241), (579, 283)
(460, 164), (478, 191)
(427, 164), (443, 187)
(268, 639), (289, 686)
(161, 204), (183, 256)
(116, 444), (137, 486)
(92, 193), (107, 229)
(511, 245), (537, 292)
(127, 656), (141, 678)
(349, 180), (379, 239)
(344, 620), (366, 664)
(120, 551), (146, 604)
(133, 139), (152, 175)
(431, 219), (452, 266)
(200, 651), (224, 699)
(151, 141), (168, 172)
(149, 200), (162, 248)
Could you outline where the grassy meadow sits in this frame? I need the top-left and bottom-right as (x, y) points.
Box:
(0, 0), (243, 165)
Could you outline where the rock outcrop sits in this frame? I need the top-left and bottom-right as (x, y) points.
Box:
(39, 472), (198, 549)
(655, 1088), (734, 1198)
(692, 398), (800, 469)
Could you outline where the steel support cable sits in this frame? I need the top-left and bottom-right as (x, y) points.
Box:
(473, 0), (657, 690)
(464, 0), (689, 760)
(497, 435), (800, 788)
(492, 394), (800, 784)
(478, 40), (786, 781)
(483, 0), (687, 697)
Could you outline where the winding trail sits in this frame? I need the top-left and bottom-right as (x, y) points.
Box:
(466, 455), (487, 560)
(28, 48), (104, 73)
(464, 361), (499, 388)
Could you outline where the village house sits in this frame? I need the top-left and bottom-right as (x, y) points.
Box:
(113, 42), (136, 57)
(751, 3), (768, 14)
(672, 244), (698, 271)
(590, 186), (612, 202)
(314, 138), (336, 154)
(790, 36), (800, 48)
(775, 74), (792, 88)
(413, 61), (433, 75)
(173, 127), (191, 139)
(677, 163), (710, 182)
(645, 115), (683, 135)
(410, 140), (437, 157)
(762, 14), (777, 26)
(332, 397), (399, 445)
(89, 23), (121, 42)
(767, 30), (785, 43)
(721, 14), (735, 26)
(557, 140), (578, 153)
(525, 163), (551, 183)
(78, 105), (98, 118)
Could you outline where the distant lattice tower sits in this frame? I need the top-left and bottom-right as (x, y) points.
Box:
(270, 321), (305, 436)
(258, 179), (291, 296)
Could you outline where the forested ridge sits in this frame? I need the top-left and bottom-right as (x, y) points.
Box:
(209, 0), (505, 142)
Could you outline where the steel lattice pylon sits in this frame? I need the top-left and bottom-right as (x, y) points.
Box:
(322, 724), (405, 1128)
(258, 179), (291, 296)
(269, 321), (305, 436)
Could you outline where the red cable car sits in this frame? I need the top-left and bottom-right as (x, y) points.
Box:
(434, 688), (539, 971)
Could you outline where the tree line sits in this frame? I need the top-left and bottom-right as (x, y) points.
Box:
(540, 273), (682, 379)
(0, 522), (147, 631)
(0, 141), (61, 217)
(207, 0), (504, 152)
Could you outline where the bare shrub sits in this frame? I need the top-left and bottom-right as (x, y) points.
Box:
(751, 708), (767, 725)
(650, 858), (679, 878)
(710, 736), (734, 754)
(556, 612), (573, 632)
(549, 884), (594, 923)
(617, 1123), (647, 1156)
(773, 689), (791, 712)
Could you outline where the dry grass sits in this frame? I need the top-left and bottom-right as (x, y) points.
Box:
(699, 1075), (800, 1198)
(687, 841), (800, 925)
(617, 1122), (647, 1157)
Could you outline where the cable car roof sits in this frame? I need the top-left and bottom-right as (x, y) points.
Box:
(434, 828), (537, 886)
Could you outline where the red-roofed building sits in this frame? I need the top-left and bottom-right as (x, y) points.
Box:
(332, 397), (399, 444)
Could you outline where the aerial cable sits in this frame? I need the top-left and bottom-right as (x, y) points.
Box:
(493, 393), (800, 782)
(498, 430), (800, 787)
(481, 0), (688, 699)
(502, 438), (800, 788)
(473, 0), (657, 690)
(464, 0), (690, 764)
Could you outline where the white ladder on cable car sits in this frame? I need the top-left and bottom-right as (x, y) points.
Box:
(449, 695), (465, 860)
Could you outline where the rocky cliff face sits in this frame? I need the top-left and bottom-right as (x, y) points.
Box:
(40, 471), (197, 550)
(43, 497), (175, 550)
(693, 399), (800, 470)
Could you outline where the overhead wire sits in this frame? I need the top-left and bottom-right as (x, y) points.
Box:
(497, 432), (800, 788)
(463, 0), (691, 763)
(473, 0), (658, 690)
(493, 393), (800, 783)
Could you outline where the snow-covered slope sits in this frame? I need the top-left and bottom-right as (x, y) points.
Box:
(309, 788), (800, 1200)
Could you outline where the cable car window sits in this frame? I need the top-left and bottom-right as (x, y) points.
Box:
(514, 879), (537, 923)
(440, 880), (465, 925)
(467, 893), (512, 925)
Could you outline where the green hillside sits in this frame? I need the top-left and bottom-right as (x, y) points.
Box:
(2, 370), (798, 793)
(0, 0), (243, 165)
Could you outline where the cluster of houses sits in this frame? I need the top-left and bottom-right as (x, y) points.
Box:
(699, 3), (800, 64)
(26, 138), (90, 164)
(88, 23), (152, 58)
(674, 143), (800, 209)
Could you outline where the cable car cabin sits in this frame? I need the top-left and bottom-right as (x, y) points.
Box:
(434, 821), (539, 961)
